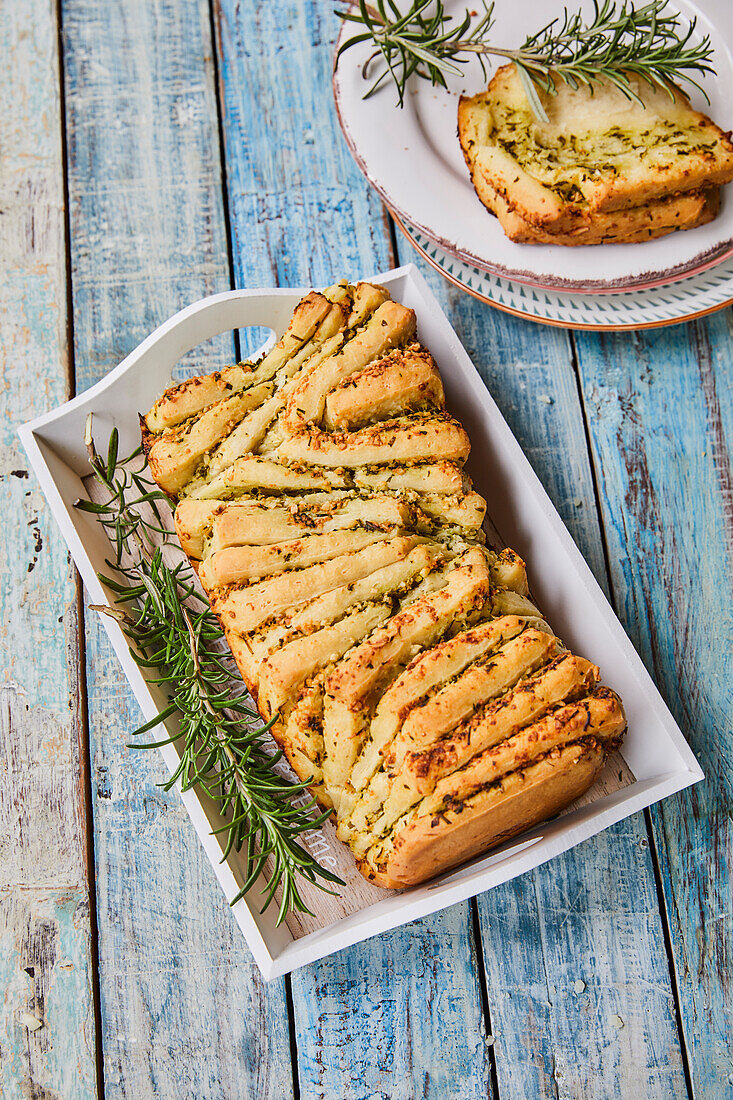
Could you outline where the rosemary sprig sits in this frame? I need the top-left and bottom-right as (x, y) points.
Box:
(336, 0), (496, 105)
(75, 415), (343, 924)
(335, 1), (716, 119)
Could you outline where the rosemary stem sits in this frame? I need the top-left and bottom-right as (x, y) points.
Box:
(77, 414), (344, 924)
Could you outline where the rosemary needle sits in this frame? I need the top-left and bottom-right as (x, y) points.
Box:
(76, 415), (343, 924)
(335, 1), (716, 120)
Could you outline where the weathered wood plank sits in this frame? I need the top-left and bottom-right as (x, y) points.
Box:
(0, 1), (97, 1097)
(477, 821), (688, 1099)
(216, 0), (392, 289)
(397, 260), (688, 1098)
(0, 884), (96, 1100)
(61, 0), (293, 1095)
(213, 3), (492, 1097)
(573, 317), (733, 1098)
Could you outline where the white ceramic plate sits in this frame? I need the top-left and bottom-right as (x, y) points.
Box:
(334, 0), (733, 292)
(396, 212), (733, 328)
(19, 265), (702, 978)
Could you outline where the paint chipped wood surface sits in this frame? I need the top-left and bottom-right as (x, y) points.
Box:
(60, 0), (293, 1096)
(574, 319), (733, 1097)
(4, 0), (732, 1096)
(0, 1), (97, 1097)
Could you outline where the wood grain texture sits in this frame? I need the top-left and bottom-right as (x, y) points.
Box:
(215, 0), (392, 289)
(213, 3), (492, 1097)
(574, 316), (733, 1098)
(81, 642), (293, 1098)
(292, 906), (489, 1100)
(396, 259), (688, 1098)
(62, 0), (233, 381)
(0, 1), (97, 1096)
(60, 0), (293, 1095)
(0, 885), (95, 1100)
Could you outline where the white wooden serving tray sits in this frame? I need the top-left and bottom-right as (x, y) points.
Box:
(19, 264), (703, 980)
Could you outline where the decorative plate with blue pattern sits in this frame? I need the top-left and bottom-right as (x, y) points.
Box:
(334, 0), (733, 294)
(396, 215), (733, 330)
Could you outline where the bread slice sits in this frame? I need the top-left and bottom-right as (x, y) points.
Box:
(471, 165), (719, 245)
(458, 63), (733, 234)
(206, 494), (418, 553)
(359, 740), (606, 888)
(281, 678), (330, 798)
(186, 454), (350, 498)
(199, 527), (406, 589)
(143, 385), (274, 495)
(244, 545), (444, 666)
(278, 415), (470, 468)
(386, 627), (560, 771)
(346, 652), (600, 860)
(324, 345), (444, 430)
(322, 546), (492, 811)
(283, 300), (416, 430)
(419, 686), (625, 816)
(142, 280), (627, 892)
(258, 602), (392, 717)
(346, 616), (529, 799)
(393, 652), (599, 796)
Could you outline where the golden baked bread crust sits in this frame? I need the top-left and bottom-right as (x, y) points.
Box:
(458, 63), (733, 242)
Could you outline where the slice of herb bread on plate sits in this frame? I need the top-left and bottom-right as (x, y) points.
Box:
(469, 168), (719, 245)
(459, 62), (733, 237)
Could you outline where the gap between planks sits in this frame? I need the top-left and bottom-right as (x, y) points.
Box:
(55, 0), (108, 1092)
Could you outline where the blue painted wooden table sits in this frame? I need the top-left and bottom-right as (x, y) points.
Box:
(3, 1), (732, 1097)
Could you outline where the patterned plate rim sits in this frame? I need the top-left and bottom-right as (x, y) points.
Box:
(393, 212), (733, 331)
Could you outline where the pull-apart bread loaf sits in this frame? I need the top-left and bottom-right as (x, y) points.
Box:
(142, 281), (626, 888)
(459, 63), (733, 245)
